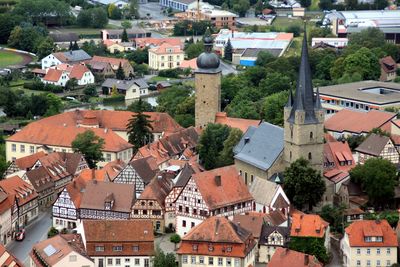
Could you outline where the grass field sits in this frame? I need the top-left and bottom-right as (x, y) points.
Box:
(51, 24), (122, 35)
(0, 50), (24, 68)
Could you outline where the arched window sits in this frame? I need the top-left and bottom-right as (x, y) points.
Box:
(290, 151), (292, 160)
(308, 152), (312, 160)
(310, 132), (313, 140)
(291, 129), (293, 139)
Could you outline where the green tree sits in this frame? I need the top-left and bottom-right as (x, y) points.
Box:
(153, 248), (176, 267)
(121, 20), (132, 29)
(330, 57), (346, 81)
(300, 0), (311, 7)
(77, 9), (92, 27)
(47, 227), (59, 238)
(255, 51), (275, 67)
(348, 27), (385, 49)
(127, 99), (154, 113)
(283, 158), (326, 211)
(91, 7), (109, 28)
(45, 93), (63, 116)
(36, 37), (54, 60)
(185, 42), (204, 59)
(259, 72), (291, 96)
(83, 85), (98, 97)
(262, 90), (289, 126)
(198, 124), (231, 170)
(121, 28), (129, 42)
(224, 38), (233, 62)
(319, 204), (346, 233)
(343, 47), (380, 80)
(0, 14), (23, 44)
(72, 130), (105, 168)
(108, 4), (122, 19)
(129, 0), (139, 18)
(254, 0), (263, 15)
(319, 0), (333, 10)
(169, 234), (181, 250)
(66, 78), (78, 91)
(72, 41), (79, 50)
(289, 237), (329, 264)
(218, 128), (243, 166)
(287, 25), (302, 37)
(126, 98), (154, 152)
(233, 0), (250, 17)
(350, 158), (397, 207)
(116, 63), (125, 80)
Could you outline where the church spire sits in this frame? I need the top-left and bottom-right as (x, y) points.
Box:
(287, 26), (318, 124)
(286, 89), (293, 107)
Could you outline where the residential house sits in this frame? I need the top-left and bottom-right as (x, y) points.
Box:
(324, 109), (396, 139)
(148, 43), (185, 70)
(311, 37), (348, 49)
(0, 176), (38, 231)
(79, 220), (154, 267)
(135, 126), (198, 169)
(41, 68), (69, 87)
(5, 151), (47, 176)
(177, 216), (257, 267)
(41, 63), (95, 87)
(268, 248), (322, 267)
(134, 37), (182, 49)
(0, 244), (23, 266)
(344, 208), (365, 223)
(380, 56), (397, 82)
(355, 133), (400, 164)
(250, 177), (290, 216)
(30, 234), (94, 267)
(174, 165), (253, 236)
(88, 56), (134, 77)
(113, 156), (159, 196)
(0, 191), (12, 246)
(233, 122), (284, 183)
(341, 220), (398, 267)
(101, 78), (149, 100)
(25, 167), (55, 208)
(79, 180), (135, 221)
(165, 163), (195, 229)
(104, 40), (134, 54)
(101, 28), (151, 41)
(41, 50), (92, 69)
(323, 140), (355, 205)
(131, 172), (173, 232)
(258, 224), (290, 263)
(87, 61), (114, 77)
(179, 58), (197, 71)
(291, 214), (330, 251)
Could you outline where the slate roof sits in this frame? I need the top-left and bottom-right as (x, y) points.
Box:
(174, 163), (194, 187)
(234, 122), (283, 171)
(241, 48), (282, 58)
(53, 50), (92, 63)
(129, 156), (159, 184)
(102, 78), (149, 91)
(355, 133), (390, 156)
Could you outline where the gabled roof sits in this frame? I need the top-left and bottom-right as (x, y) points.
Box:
(232, 214), (267, 239)
(80, 180), (134, 213)
(148, 43), (184, 55)
(259, 224), (290, 245)
(36, 152), (84, 182)
(43, 69), (63, 82)
(90, 55), (130, 67)
(30, 234), (90, 267)
(134, 37), (182, 48)
(102, 78), (149, 90)
(193, 165), (253, 210)
(291, 214), (329, 238)
(324, 109), (396, 134)
(15, 151), (47, 170)
(0, 176), (38, 206)
(324, 141), (354, 171)
(234, 122), (283, 171)
(215, 112), (260, 133)
(65, 176), (87, 209)
(250, 178), (288, 207)
(355, 133), (391, 156)
(138, 173), (173, 208)
(82, 220), (154, 242)
(69, 64), (91, 80)
(129, 156), (159, 184)
(52, 50), (92, 63)
(380, 56), (397, 73)
(174, 163), (195, 187)
(25, 166), (55, 193)
(0, 244), (23, 267)
(345, 220), (398, 247)
(269, 248), (322, 267)
(0, 191), (13, 214)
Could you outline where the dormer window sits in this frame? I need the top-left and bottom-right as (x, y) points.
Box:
(105, 201), (112, 210)
(365, 236), (372, 242)
(192, 244), (198, 251)
(208, 245), (214, 252)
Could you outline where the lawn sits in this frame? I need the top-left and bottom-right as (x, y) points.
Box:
(271, 17), (306, 31)
(0, 50), (24, 68)
(51, 24), (122, 35)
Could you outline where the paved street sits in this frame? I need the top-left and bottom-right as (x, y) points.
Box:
(7, 210), (52, 266)
(155, 233), (176, 254)
(139, 2), (171, 20)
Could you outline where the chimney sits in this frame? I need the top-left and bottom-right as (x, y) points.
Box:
(215, 175), (221, 186)
(304, 255), (309, 265)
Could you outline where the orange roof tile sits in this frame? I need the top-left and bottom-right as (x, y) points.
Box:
(323, 140), (355, 177)
(269, 248), (322, 267)
(134, 37), (182, 49)
(15, 151), (47, 170)
(149, 43), (184, 55)
(0, 244), (23, 267)
(90, 55), (130, 68)
(0, 175), (38, 206)
(193, 165), (253, 209)
(345, 220), (398, 247)
(180, 58), (197, 69)
(380, 56), (397, 74)
(324, 109), (396, 134)
(69, 64), (90, 80)
(178, 217), (256, 258)
(215, 112), (261, 133)
(290, 214), (329, 238)
(7, 123), (133, 153)
(0, 191), (13, 215)
(43, 69), (63, 82)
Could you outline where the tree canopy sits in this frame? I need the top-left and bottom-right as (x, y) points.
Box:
(71, 130), (105, 168)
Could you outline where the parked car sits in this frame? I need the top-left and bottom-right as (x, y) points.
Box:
(15, 229), (25, 241)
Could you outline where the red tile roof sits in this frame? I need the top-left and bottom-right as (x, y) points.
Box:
(138, 173), (173, 209)
(232, 214), (267, 239)
(290, 214), (329, 238)
(180, 58), (197, 69)
(323, 140), (355, 183)
(7, 123), (133, 153)
(134, 37), (182, 49)
(178, 216), (256, 258)
(0, 175), (38, 206)
(324, 109), (396, 134)
(268, 248), (322, 267)
(65, 176), (87, 209)
(215, 112), (261, 133)
(380, 56), (397, 74)
(193, 165), (253, 210)
(0, 244), (23, 267)
(43, 69), (63, 82)
(0, 191), (12, 215)
(149, 43), (184, 54)
(15, 151), (47, 170)
(345, 220), (398, 247)
(69, 64), (90, 80)
(90, 55), (130, 68)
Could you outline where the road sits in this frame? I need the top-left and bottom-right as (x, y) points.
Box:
(326, 241), (343, 267)
(8, 210), (52, 266)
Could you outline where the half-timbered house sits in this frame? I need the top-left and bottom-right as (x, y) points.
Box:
(355, 133), (400, 164)
(79, 180), (135, 221)
(25, 167), (55, 208)
(113, 156), (159, 196)
(258, 224), (290, 263)
(131, 172), (173, 233)
(5, 151), (47, 177)
(174, 165), (254, 236)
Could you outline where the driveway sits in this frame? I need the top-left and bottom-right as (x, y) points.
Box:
(155, 233), (176, 255)
(7, 210), (52, 266)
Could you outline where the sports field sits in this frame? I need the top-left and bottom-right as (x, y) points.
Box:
(0, 50), (24, 68)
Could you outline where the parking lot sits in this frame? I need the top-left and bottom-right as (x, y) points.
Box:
(139, 2), (171, 20)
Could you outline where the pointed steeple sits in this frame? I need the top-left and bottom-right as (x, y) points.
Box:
(287, 25), (318, 124)
(315, 87), (322, 110)
(286, 89), (293, 107)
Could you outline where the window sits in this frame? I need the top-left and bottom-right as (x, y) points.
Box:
(69, 255), (77, 262)
(144, 259), (149, 267)
(191, 222), (195, 228)
(356, 260), (361, 266)
(11, 144), (16, 152)
(308, 152), (312, 160)
(377, 260), (381, 266)
(20, 145), (25, 153)
(95, 245), (104, 252)
(116, 259), (121, 265)
(356, 248), (361, 255)
(191, 256), (196, 264)
(387, 260), (391, 266)
(199, 256), (204, 264)
(310, 132), (313, 140)
(30, 146), (35, 154)
(99, 259), (104, 267)
(387, 248), (391, 254)
(133, 245), (139, 251)
(367, 248), (370, 255)
(183, 256), (188, 264)
(234, 259), (240, 267)
(185, 207), (189, 213)
(182, 220), (186, 227)
(192, 244), (198, 251)
(208, 257), (214, 265)
(179, 205), (182, 212)
(218, 258), (223, 266)
(135, 259), (140, 265)
(226, 246), (232, 252)
(226, 258), (232, 266)
(106, 153), (112, 162)
(377, 248), (380, 255)
(108, 259), (113, 265)
(113, 246), (123, 251)
(367, 260), (371, 266)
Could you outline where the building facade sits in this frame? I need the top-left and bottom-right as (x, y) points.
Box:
(148, 43), (185, 70)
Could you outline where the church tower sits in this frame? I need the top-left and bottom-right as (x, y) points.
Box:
(283, 32), (324, 172)
(194, 33), (222, 128)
